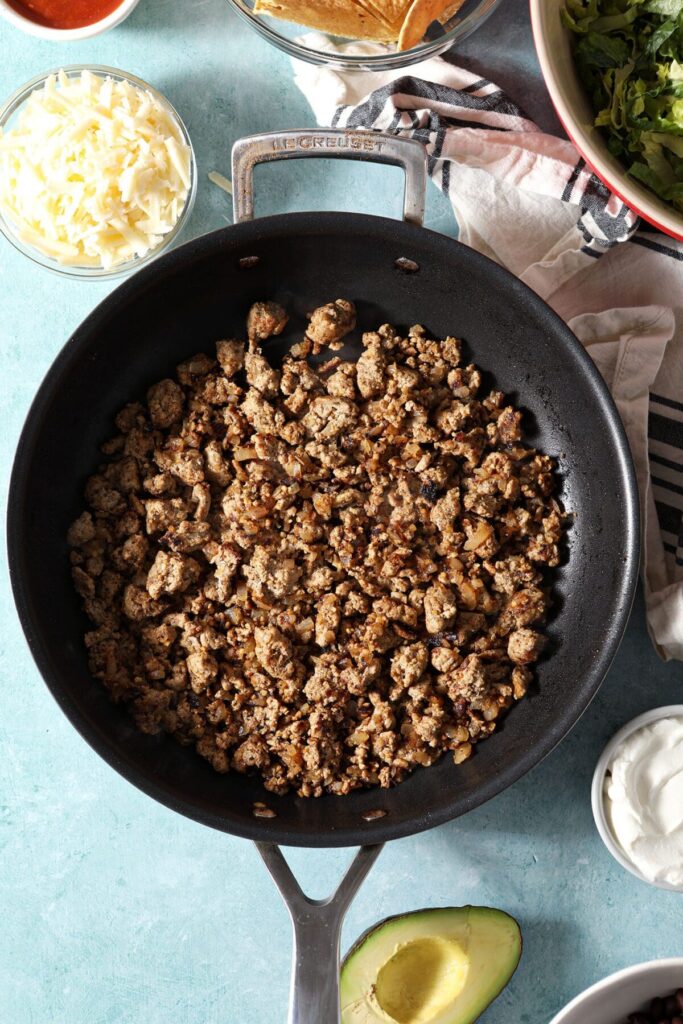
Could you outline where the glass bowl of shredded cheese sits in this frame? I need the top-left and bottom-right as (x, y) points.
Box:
(0, 66), (197, 278)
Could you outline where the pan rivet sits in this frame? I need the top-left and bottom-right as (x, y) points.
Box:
(238, 255), (260, 270)
(395, 257), (419, 273)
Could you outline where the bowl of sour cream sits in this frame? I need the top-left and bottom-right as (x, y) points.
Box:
(592, 707), (683, 891)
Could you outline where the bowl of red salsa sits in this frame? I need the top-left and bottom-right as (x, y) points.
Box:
(0, 0), (140, 38)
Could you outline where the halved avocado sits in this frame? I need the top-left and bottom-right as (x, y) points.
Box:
(340, 906), (522, 1024)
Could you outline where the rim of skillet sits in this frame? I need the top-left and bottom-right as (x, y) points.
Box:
(6, 212), (641, 847)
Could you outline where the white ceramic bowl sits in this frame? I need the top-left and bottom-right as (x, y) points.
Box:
(0, 0), (140, 40)
(591, 705), (683, 892)
(549, 959), (683, 1024)
(530, 0), (683, 241)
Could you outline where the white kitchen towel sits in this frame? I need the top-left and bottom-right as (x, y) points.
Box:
(293, 39), (683, 660)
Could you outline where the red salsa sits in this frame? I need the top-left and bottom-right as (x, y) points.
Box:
(6, 0), (125, 28)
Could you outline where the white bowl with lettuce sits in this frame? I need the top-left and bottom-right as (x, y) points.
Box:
(530, 0), (683, 241)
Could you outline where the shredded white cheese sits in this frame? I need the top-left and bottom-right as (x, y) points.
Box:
(208, 170), (233, 195)
(0, 69), (192, 269)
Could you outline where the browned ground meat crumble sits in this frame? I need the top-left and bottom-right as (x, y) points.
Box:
(68, 299), (565, 797)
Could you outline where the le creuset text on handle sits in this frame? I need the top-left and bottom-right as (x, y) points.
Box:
(231, 128), (427, 226)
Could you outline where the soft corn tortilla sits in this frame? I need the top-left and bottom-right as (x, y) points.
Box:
(254, 0), (397, 40)
(397, 0), (466, 49)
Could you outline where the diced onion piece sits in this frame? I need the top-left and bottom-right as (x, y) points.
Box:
(234, 446), (257, 461)
(464, 521), (494, 551)
(0, 70), (191, 269)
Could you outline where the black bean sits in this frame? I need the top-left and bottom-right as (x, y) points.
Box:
(626, 992), (683, 1024)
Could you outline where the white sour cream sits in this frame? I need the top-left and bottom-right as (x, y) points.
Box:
(604, 716), (683, 887)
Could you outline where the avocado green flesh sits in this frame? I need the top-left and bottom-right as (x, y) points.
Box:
(340, 906), (521, 1024)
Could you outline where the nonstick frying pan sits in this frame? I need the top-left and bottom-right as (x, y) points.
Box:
(8, 130), (639, 1023)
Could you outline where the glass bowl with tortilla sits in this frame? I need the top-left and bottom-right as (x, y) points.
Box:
(225, 0), (502, 70)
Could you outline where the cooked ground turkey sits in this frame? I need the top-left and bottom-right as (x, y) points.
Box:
(67, 300), (565, 797)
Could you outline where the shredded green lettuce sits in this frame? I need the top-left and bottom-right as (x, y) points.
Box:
(564, 0), (683, 211)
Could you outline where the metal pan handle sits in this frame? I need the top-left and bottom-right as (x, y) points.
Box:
(256, 842), (383, 1024)
(232, 129), (427, 226)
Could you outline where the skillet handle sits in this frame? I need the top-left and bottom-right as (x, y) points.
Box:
(231, 129), (426, 226)
(256, 842), (383, 1024)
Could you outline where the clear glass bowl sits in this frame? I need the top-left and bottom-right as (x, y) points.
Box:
(0, 65), (197, 280)
(225, 0), (503, 71)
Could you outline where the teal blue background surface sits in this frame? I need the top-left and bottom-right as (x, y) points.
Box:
(0, 2), (681, 1022)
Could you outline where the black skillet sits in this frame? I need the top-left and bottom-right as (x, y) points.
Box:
(7, 130), (639, 1022)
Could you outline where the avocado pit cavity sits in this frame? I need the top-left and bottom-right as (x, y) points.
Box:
(374, 936), (469, 1023)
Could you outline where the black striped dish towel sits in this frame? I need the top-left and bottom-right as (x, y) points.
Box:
(294, 41), (683, 660)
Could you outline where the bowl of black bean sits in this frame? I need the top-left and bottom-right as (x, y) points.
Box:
(549, 960), (683, 1024)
